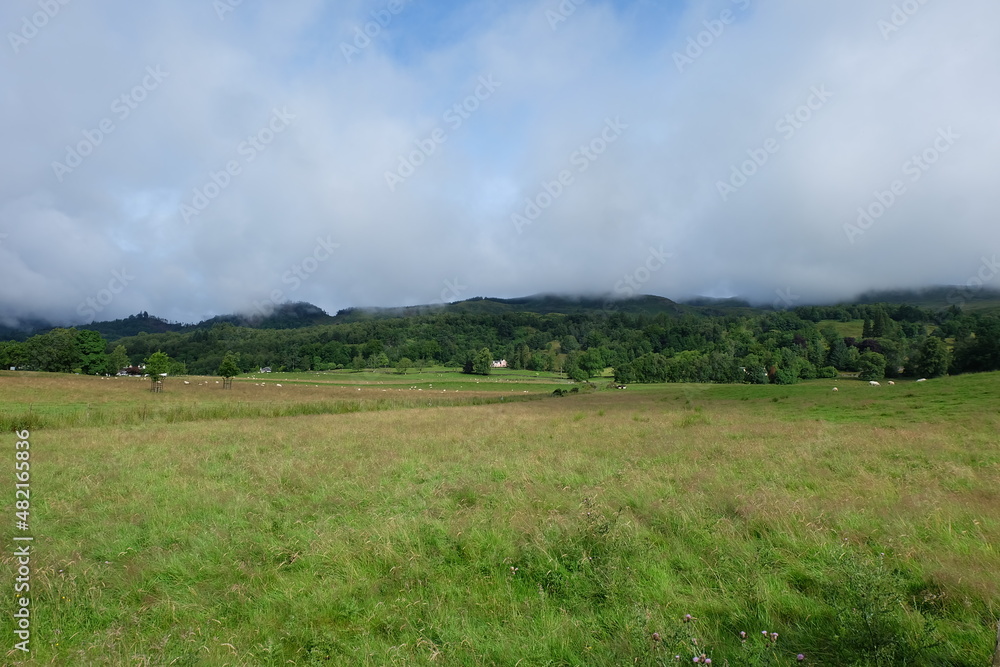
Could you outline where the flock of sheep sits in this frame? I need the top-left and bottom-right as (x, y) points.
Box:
(833, 378), (926, 391)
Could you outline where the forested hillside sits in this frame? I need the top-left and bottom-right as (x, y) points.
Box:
(2, 297), (998, 384)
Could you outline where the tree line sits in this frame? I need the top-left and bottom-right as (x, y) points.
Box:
(1, 303), (998, 384)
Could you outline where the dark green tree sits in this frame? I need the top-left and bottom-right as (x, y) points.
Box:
(396, 357), (412, 374)
(878, 339), (905, 378)
(614, 352), (670, 384)
(666, 350), (708, 382)
(374, 352), (390, 369)
(517, 344), (531, 370)
(106, 344), (129, 375)
(25, 328), (79, 372)
(563, 351), (581, 378)
(909, 337), (950, 377)
(857, 351), (886, 381)
(843, 346), (861, 372)
(550, 349), (563, 373)
(579, 348), (606, 378)
(827, 337), (851, 370)
(950, 317), (1000, 374)
(527, 352), (551, 372)
(0, 341), (27, 370)
(145, 350), (171, 391)
(217, 351), (241, 379)
(560, 335), (580, 353)
(472, 347), (493, 376)
(740, 353), (770, 384)
(145, 350), (171, 376)
(361, 339), (384, 358)
(76, 330), (108, 374)
(872, 306), (891, 338)
(706, 350), (741, 383)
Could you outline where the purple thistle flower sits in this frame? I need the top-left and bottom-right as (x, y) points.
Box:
(652, 632), (661, 642)
(797, 655), (805, 662)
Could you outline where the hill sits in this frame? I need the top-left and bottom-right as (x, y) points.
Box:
(332, 294), (693, 323)
(198, 302), (337, 331)
(6, 285), (1000, 341)
(853, 286), (1000, 312)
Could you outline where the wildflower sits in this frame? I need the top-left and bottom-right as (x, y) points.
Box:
(652, 632), (661, 642)
(684, 614), (694, 622)
(739, 631), (747, 640)
(771, 632), (778, 642)
(797, 654), (805, 661)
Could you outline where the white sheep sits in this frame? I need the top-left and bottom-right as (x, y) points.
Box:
(916, 378), (927, 382)
(887, 381), (895, 385)
(832, 387), (838, 392)
(869, 380), (881, 386)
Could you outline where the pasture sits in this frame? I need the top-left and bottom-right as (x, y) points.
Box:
(2, 371), (999, 665)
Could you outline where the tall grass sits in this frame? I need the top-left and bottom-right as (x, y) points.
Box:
(2, 372), (998, 664)
(0, 393), (545, 431)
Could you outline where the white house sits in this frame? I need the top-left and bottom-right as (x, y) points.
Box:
(491, 359), (508, 368)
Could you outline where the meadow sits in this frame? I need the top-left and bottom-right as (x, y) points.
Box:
(1, 370), (998, 665)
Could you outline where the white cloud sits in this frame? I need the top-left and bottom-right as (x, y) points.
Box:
(0, 0), (997, 325)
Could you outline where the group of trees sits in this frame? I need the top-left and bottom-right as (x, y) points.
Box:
(1, 302), (998, 386)
(461, 347), (495, 376)
(0, 326), (191, 383)
(608, 304), (985, 385)
(0, 328), (137, 376)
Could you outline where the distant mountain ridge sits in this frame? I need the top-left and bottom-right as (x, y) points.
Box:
(331, 293), (691, 323)
(853, 286), (1000, 308)
(3, 286), (999, 341)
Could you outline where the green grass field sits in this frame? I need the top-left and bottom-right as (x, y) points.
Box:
(2, 371), (998, 665)
(815, 319), (865, 339)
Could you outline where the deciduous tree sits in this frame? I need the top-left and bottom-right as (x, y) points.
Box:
(473, 347), (492, 376)
(858, 351), (886, 381)
(910, 336), (950, 377)
(217, 351), (241, 379)
(106, 345), (129, 375)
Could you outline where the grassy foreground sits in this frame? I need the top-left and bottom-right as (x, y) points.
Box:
(2, 372), (999, 665)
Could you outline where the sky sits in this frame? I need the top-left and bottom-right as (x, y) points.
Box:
(1, 0), (998, 326)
